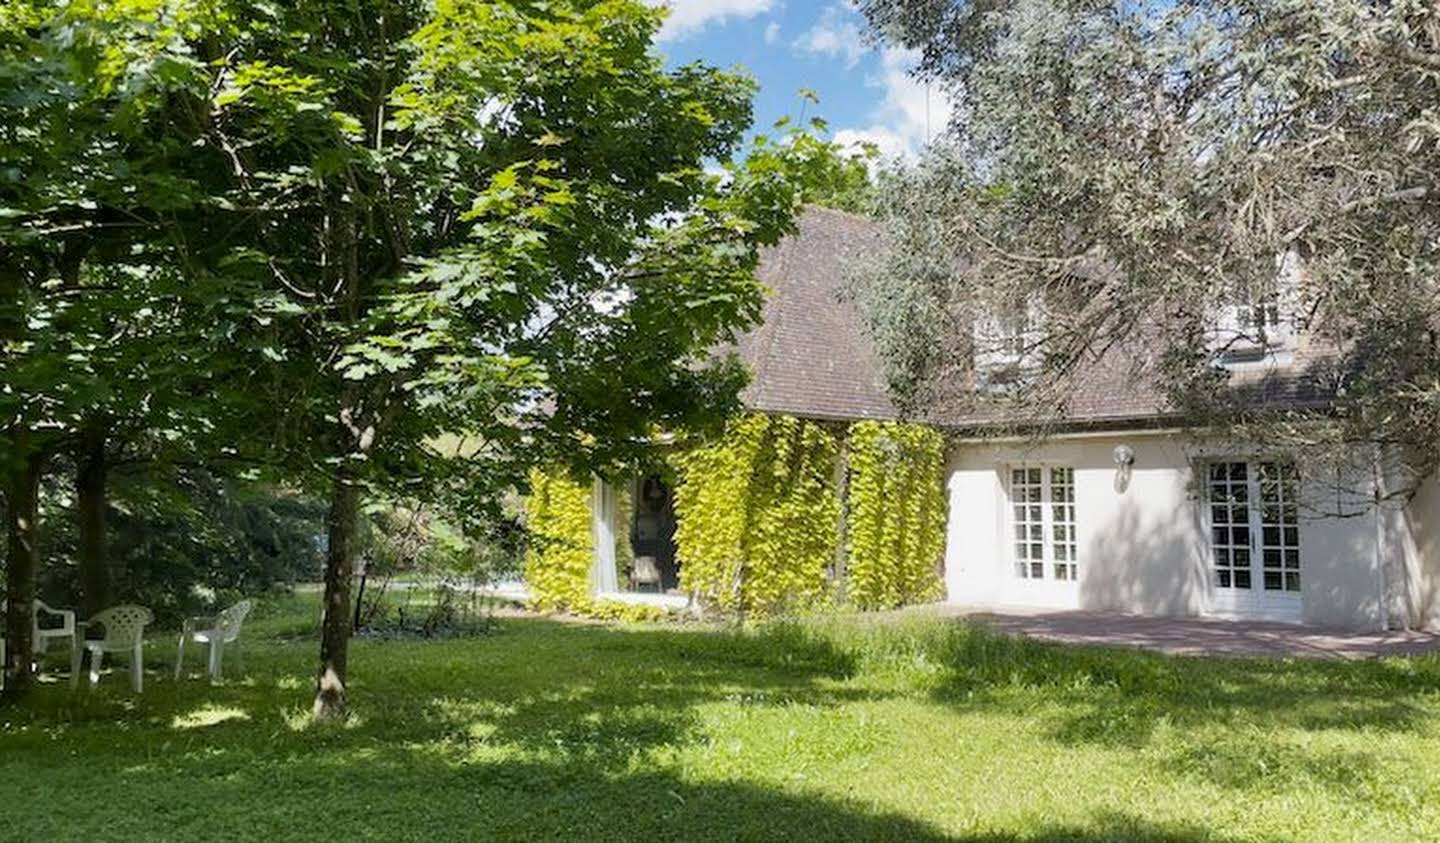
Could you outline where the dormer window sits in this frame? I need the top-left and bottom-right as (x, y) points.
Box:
(1212, 252), (1301, 367)
(974, 300), (1042, 393)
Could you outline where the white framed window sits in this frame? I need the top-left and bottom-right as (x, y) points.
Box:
(974, 301), (1043, 393)
(1205, 460), (1301, 593)
(1008, 465), (1077, 581)
(1211, 252), (1301, 366)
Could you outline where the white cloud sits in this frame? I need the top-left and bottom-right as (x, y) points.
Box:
(793, 4), (867, 69)
(833, 126), (911, 161)
(764, 21), (781, 46)
(650, 0), (775, 42)
(838, 47), (952, 159)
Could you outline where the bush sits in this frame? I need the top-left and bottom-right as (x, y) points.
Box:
(36, 468), (325, 628)
(352, 500), (522, 632)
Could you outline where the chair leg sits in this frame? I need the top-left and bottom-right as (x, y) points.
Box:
(70, 636), (82, 690)
(208, 640), (224, 682)
(175, 635), (185, 681)
(234, 638), (245, 677)
(132, 642), (143, 694)
(88, 650), (103, 690)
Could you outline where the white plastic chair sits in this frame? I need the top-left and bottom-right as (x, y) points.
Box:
(176, 599), (252, 681)
(33, 599), (77, 660)
(0, 600), (77, 687)
(78, 605), (152, 693)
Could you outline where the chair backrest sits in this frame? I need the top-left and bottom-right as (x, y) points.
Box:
(633, 556), (662, 585)
(216, 600), (253, 642)
(90, 605), (152, 648)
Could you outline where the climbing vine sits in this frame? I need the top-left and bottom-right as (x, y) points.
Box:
(523, 467), (594, 611)
(673, 414), (840, 615)
(613, 483), (634, 586)
(845, 421), (947, 609)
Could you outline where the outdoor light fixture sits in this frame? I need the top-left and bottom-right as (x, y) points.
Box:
(1113, 444), (1135, 493)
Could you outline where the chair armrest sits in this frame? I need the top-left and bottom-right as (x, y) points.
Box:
(182, 616), (217, 633)
(34, 602), (75, 633)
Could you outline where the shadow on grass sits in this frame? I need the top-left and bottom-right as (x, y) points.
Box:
(5, 611), (1438, 838)
(0, 742), (1248, 841)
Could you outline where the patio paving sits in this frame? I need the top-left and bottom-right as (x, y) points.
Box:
(944, 605), (1440, 659)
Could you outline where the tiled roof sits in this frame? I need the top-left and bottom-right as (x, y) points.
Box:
(735, 206), (1335, 430)
(733, 206), (900, 422)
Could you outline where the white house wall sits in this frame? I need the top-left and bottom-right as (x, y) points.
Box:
(1405, 470), (1440, 628)
(943, 432), (1393, 630)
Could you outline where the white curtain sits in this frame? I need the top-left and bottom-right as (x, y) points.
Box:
(590, 477), (620, 594)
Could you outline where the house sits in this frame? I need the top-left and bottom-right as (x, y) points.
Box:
(569, 206), (1440, 630)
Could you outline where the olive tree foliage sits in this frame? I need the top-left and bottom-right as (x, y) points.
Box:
(851, 0), (1440, 504)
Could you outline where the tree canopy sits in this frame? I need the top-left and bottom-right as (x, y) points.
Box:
(851, 0), (1440, 499)
(1, 0), (822, 710)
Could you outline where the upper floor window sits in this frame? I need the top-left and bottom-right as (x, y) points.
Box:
(974, 300), (1042, 393)
(1211, 252), (1301, 367)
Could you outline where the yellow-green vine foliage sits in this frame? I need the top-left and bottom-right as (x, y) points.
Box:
(613, 483), (634, 581)
(846, 420), (947, 609)
(523, 467), (594, 611)
(673, 414), (840, 615)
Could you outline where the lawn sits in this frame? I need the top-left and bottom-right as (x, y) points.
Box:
(2, 595), (1439, 842)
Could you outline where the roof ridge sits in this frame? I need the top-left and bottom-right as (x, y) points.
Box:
(800, 203), (881, 226)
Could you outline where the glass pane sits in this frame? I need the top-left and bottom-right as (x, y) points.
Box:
(1286, 572), (1301, 591)
(1264, 571), (1282, 590)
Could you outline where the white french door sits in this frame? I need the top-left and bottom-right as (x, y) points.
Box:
(1205, 461), (1302, 621)
(1007, 466), (1078, 596)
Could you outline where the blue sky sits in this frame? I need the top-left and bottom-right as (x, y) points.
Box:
(649, 1), (950, 159)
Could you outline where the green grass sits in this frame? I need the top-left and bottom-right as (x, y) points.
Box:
(3, 597), (1440, 841)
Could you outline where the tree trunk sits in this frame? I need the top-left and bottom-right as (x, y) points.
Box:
(76, 416), (111, 618)
(2, 444), (45, 701)
(312, 185), (367, 720)
(314, 467), (360, 719)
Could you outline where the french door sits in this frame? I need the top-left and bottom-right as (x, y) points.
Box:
(1206, 461), (1302, 619)
(1009, 466), (1077, 582)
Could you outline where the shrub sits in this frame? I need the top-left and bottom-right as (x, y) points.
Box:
(36, 468), (325, 628)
